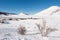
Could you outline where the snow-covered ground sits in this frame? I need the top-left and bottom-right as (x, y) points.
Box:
(0, 19), (42, 40)
(0, 6), (60, 40)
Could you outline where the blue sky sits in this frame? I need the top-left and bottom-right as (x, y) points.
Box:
(0, 0), (60, 14)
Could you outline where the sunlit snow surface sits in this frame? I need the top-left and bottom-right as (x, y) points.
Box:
(0, 6), (60, 40)
(0, 19), (43, 40)
(0, 18), (60, 40)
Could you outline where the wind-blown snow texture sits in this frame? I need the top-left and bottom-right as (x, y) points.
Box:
(0, 6), (60, 40)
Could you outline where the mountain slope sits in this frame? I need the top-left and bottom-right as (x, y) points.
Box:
(33, 6), (60, 18)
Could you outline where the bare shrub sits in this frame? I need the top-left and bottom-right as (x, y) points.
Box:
(36, 18), (58, 37)
(18, 25), (26, 35)
(0, 18), (6, 23)
(45, 27), (57, 36)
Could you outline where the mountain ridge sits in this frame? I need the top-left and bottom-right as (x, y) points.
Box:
(33, 6), (60, 18)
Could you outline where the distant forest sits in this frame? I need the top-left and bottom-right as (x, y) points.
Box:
(0, 12), (16, 15)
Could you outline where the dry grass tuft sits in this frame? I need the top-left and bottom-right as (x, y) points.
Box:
(18, 26), (26, 35)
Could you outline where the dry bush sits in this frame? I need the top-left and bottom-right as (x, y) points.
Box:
(18, 25), (26, 35)
(36, 18), (58, 37)
(0, 18), (6, 23)
(45, 27), (57, 36)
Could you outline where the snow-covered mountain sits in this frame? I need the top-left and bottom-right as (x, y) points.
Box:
(6, 12), (31, 18)
(18, 12), (31, 18)
(0, 6), (60, 18)
(33, 6), (60, 18)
